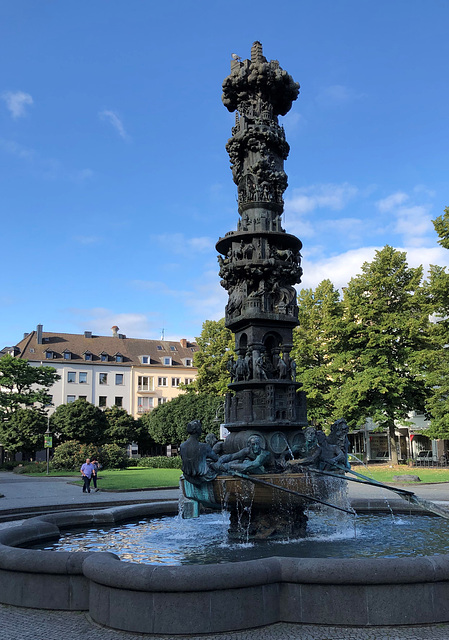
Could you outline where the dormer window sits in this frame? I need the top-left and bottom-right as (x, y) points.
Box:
(115, 353), (123, 363)
(163, 357), (172, 366)
(63, 350), (72, 360)
(141, 356), (149, 364)
(45, 350), (53, 359)
(84, 351), (92, 361)
(184, 358), (193, 367)
(170, 346), (176, 351)
(100, 352), (109, 362)
(157, 345), (163, 351)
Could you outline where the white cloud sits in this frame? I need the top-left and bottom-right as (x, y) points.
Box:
(73, 235), (101, 245)
(131, 280), (189, 297)
(151, 233), (214, 257)
(70, 168), (94, 182)
(298, 244), (449, 293)
(2, 90), (33, 118)
(99, 109), (129, 140)
(377, 192), (409, 213)
(316, 84), (365, 107)
(0, 138), (35, 159)
(69, 307), (160, 339)
(376, 189), (434, 247)
(394, 205), (433, 247)
(286, 183), (358, 215)
(299, 247), (379, 291)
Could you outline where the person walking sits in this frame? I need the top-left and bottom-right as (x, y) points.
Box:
(91, 458), (100, 492)
(80, 458), (94, 493)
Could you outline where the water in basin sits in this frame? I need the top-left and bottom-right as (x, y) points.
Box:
(30, 510), (449, 565)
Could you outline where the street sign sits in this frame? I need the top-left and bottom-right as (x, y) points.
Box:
(44, 435), (52, 448)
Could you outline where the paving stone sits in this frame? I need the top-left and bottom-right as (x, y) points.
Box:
(2, 605), (449, 640)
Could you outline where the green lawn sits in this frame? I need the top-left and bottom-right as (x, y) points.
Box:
(72, 468), (182, 491)
(350, 464), (449, 484)
(15, 463), (449, 490)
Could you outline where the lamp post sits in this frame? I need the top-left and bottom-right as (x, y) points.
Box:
(44, 416), (52, 476)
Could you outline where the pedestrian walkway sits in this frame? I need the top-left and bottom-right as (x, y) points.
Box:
(2, 603), (449, 640)
(1, 471), (449, 638)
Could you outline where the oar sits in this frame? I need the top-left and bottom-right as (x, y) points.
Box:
(305, 465), (449, 520)
(228, 470), (355, 515)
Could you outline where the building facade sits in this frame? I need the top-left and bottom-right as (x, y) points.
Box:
(7, 325), (198, 419)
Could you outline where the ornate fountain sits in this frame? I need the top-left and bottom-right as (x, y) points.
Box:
(181, 42), (350, 539)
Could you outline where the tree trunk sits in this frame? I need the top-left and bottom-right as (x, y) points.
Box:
(388, 420), (398, 465)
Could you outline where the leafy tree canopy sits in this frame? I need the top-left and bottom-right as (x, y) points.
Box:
(420, 207), (449, 437)
(50, 399), (108, 445)
(292, 279), (343, 427)
(140, 393), (223, 445)
(103, 406), (137, 446)
(433, 207), (449, 250)
(0, 408), (47, 455)
(333, 246), (430, 463)
(191, 319), (234, 396)
(0, 355), (59, 420)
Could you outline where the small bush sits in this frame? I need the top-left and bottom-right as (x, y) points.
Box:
(137, 456), (182, 469)
(0, 461), (18, 471)
(126, 458), (139, 467)
(52, 441), (101, 471)
(100, 443), (128, 469)
(14, 462), (48, 474)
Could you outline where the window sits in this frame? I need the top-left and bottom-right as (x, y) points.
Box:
(67, 372), (76, 383)
(115, 354), (123, 363)
(141, 356), (149, 364)
(79, 396), (87, 401)
(114, 397), (123, 407)
(170, 346), (176, 351)
(99, 373), (108, 385)
(157, 345), (163, 351)
(185, 358), (192, 367)
(99, 396), (107, 407)
(63, 351), (71, 360)
(84, 352), (92, 361)
(137, 397), (153, 413)
(79, 372), (87, 384)
(115, 373), (124, 385)
(100, 353), (108, 362)
(138, 376), (154, 391)
(45, 351), (53, 359)
(185, 378), (194, 385)
(163, 357), (171, 366)
(67, 395), (76, 403)
(171, 377), (181, 387)
(158, 397), (167, 405)
(158, 377), (167, 387)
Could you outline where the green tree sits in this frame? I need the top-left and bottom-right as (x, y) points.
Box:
(104, 406), (137, 446)
(420, 208), (449, 438)
(433, 206), (449, 250)
(191, 319), (234, 395)
(51, 399), (108, 445)
(140, 393), (223, 445)
(334, 246), (430, 464)
(0, 408), (47, 456)
(292, 280), (343, 426)
(0, 355), (59, 420)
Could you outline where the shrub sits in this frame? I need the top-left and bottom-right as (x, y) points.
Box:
(14, 462), (48, 474)
(51, 441), (101, 471)
(136, 456), (182, 469)
(0, 461), (18, 471)
(99, 443), (128, 469)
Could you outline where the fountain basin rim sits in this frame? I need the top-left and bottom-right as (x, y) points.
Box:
(2, 500), (449, 633)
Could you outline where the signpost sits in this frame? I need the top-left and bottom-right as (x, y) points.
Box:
(44, 419), (52, 476)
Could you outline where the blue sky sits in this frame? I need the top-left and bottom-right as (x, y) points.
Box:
(1, 0), (449, 347)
